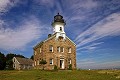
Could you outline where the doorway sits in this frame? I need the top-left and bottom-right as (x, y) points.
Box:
(60, 59), (64, 69)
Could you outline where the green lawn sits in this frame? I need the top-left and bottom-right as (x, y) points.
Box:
(0, 70), (120, 80)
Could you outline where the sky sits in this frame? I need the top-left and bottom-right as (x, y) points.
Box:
(0, 0), (120, 69)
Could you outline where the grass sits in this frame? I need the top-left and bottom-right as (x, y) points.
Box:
(0, 70), (120, 80)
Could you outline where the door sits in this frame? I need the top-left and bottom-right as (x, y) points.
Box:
(60, 59), (64, 69)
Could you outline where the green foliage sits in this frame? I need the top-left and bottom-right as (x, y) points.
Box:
(5, 53), (25, 70)
(39, 59), (47, 70)
(0, 70), (120, 80)
(39, 59), (47, 65)
(6, 60), (14, 70)
(68, 64), (72, 70)
(0, 52), (25, 70)
(30, 55), (34, 60)
(0, 52), (6, 70)
(54, 65), (58, 71)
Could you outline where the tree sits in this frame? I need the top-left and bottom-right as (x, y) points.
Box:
(39, 59), (47, 70)
(30, 55), (34, 60)
(68, 64), (72, 70)
(0, 52), (6, 70)
(54, 65), (58, 71)
(6, 53), (25, 69)
(15, 54), (25, 58)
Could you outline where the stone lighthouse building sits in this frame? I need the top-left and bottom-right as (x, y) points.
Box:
(33, 13), (76, 70)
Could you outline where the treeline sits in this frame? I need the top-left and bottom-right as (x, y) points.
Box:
(0, 52), (33, 70)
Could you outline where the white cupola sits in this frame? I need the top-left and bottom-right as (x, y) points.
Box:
(52, 13), (66, 40)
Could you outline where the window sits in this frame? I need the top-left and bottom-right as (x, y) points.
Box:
(39, 48), (41, 53)
(37, 60), (39, 65)
(68, 59), (72, 64)
(61, 47), (64, 53)
(68, 47), (71, 53)
(35, 51), (37, 55)
(13, 58), (15, 62)
(49, 45), (53, 52)
(50, 59), (53, 65)
(35, 60), (36, 66)
(60, 27), (62, 31)
(57, 46), (60, 52)
(13, 64), (15, 68)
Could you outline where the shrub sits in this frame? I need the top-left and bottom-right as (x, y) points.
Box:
(54, 65), (58, 71)
(39, 59), (47, 70)
(68, 64), (72, 70)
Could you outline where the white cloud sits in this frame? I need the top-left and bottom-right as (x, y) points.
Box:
(0, 16), (47, 50)
(0, 0), (19, 13)
(65, 0), (98, 21)
(75, 13), (120, 48)
(71, 0), (98, 10)
(77, 60), (120, 69)
(35, 0), (55, 8)
(77, 42), (104, 51)
(77, 58), (96, 65)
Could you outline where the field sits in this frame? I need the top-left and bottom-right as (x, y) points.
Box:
(0, 70), (120, 80)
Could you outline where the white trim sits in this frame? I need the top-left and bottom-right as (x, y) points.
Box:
(60, 59), (64, 69)
(39, 48), (41, 53)
(61, 47), (64, 53)
(34, 51), (37, 55)
(35, 60), (36, 66)
(57, 46), (60, 52)
(13, 57), (20, 64)
(49, 45), (53, 52)
(68, 47), (71, 53)
(37, 60), (39, 65)
(66, 36), (76, 46)
(50, 59), (53, 65)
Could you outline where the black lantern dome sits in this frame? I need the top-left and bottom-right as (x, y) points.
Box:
(54, 13), (65, 23)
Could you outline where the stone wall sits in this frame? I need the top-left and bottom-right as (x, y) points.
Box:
(34, 36), (76, 70)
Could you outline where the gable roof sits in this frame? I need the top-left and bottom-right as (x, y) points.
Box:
(33, 34), (76, 49)
(14, 57), (33, 65)
(33, 34), (56, 49)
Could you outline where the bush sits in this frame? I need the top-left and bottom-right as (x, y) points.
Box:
(68, 64), (72, 70)
(54, 65), (58, 71)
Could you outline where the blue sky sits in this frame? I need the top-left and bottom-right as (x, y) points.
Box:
(0, 0), (120, 69)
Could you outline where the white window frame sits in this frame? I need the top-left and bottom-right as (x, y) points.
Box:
(37, 60), (39, 65)
(61, 47), (64, 53)
(35, 61), (36, 66)
(40, 48), (41, 53)
(68, 47), (71, 53)
(68, 59), (72, 64)
(49, 45), (53, 52)
(50, 59), (53, 65)
(60, 27), (62, 31)
(35, 51), (37, 55)
(57, 46), (60, 52)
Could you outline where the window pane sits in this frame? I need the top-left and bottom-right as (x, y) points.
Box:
(57, 46), (60, 52)
(49, 45), (53, 52)
(68, 47), (71, 53)
(35, 51), (37, 55)
(50, 59), (53, 65)
(40, 48), (41, 53)
(60, 27), (62, 31)
(61, 47), (64, 52)
(68, 59), (72, 64)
